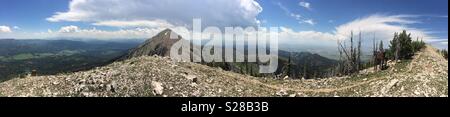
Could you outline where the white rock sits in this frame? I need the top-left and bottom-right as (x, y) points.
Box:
(106, 84), (116, 92)
(185, 75), (197, 82)
(381, 79), (399, 94)
(289, 94), (296, 97)
(151, 81), (164, 95)
(276, 89), (288, 96)
(190, 83), (198, 87)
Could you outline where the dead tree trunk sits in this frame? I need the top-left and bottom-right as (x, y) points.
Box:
(336, 31), (363, 75)
(357, 32), (362, 71)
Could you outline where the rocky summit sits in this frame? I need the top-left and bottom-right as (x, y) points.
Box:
(120, 29), (183, 59)
(0, 45), (447, 97)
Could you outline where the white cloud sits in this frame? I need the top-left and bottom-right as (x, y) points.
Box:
(0, 26), (12, 33)
(3, 14), (445, 50)
(290, 13), (302, 20)
(58, 25), (79, 33)
(47, 0), (262, 28)
(276, 14), (446, 52)
(334, 14), (431, 42)
(299, 2), (311, 10)
(277, 2), (290, 14)
(13, 26), (20, 30)
(92, 20), (174, 28)
(1, 25), (172, 40)
(300, 19), (316, 25)
(279, 27), (336, 46)
(278, 2), (315, 26)
(427, 39), (448, 49)
(51, 25), (171, 39)
(73, 14), (442, 47)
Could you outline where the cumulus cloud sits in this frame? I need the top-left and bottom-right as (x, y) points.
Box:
(0, 25), (172, 40)
(299, 1), (311, 10)
(51, 25), (171, 39)
(0, 26), (12, 33)
(58, 25), (80, 33)
(60, 14), (443, 46)
(279, 27), (335, 46)
(92, 20), (174, 28)
(47, 0), (262, 28)
(5, 13), (446, 51)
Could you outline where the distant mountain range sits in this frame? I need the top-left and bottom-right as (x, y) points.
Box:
(1, 30), (447, 97)
(120, 29), (338, 79)
(0, 29), (339, 81)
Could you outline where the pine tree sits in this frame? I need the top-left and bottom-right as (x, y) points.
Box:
(411, 36), (426, 53)
(389, 30), (414, 60)
(440, 49), (448, 60)
(398, 30), (413, 59)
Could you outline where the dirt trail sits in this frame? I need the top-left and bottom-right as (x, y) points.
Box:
(407, 45), (440, 72)
(238, 72), (384, 93)
(292, 78), (382, 92)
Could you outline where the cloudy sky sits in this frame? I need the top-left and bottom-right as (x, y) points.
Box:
(0, 0), (448, 49)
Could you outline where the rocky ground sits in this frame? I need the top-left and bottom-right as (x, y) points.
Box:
(0, 45), (447, 97)
(273, 45), (448, 97)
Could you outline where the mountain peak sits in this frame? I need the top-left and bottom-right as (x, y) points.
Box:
(121, 29), (182, 59)
(161, 28), (173, 33)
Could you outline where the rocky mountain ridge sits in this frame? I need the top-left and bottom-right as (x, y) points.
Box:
(0, 45), (447, 97)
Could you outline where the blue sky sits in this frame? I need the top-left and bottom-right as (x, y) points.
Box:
(259, 0), (448, 31)
(0, 0), (448, 49)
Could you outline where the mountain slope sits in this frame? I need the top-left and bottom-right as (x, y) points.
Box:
(117, 29), (337, 78)
(277, 51), (338, 79)
(264, 45), (448, 97)
(120, 29), (183, 59)
(0, 45), (447, 97)
(0, 56), (277, 97)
